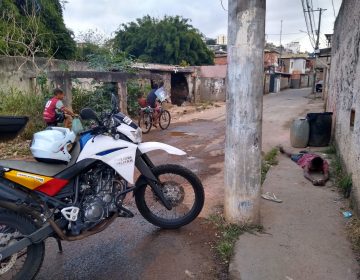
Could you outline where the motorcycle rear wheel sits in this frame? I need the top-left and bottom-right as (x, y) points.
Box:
(0, 210), (44, 280)
(135, 164), (205, 229)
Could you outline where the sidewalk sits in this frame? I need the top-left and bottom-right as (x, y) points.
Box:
(229, 155), (359, 279)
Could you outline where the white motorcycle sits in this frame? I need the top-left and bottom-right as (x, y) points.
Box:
(0, 98), (204, 279)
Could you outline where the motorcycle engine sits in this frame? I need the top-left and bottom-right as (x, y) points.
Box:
(69, 165), (127, 234)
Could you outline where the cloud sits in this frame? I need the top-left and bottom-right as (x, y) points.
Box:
(63, 0), (342, 52)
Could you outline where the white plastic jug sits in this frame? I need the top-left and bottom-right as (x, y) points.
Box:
(290, 118), (310, 148)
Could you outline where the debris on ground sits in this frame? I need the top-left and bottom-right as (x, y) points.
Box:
(261, 192), (283, 203)
(343, 211), (353, 219)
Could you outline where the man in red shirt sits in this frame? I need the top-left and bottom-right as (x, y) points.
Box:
(43, 88), (75, 128)
(279, 146), (329, 186)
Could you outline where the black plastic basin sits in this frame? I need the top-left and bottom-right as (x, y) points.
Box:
(0, 116), (29, 141)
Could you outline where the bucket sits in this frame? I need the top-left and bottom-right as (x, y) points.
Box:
(307, 112), (333, 147)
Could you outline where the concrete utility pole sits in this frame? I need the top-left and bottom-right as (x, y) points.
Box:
(224, 0), (266, 224)
(308, 8), (326, 95)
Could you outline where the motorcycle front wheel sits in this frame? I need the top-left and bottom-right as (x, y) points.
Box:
(0, 210), (44, 280)
(135, 164), (205, 229)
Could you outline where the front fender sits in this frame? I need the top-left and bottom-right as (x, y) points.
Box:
(138, 142), (186, 156)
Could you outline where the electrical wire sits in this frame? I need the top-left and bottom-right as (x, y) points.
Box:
(331, 0), (336, 18)
(219, 0), (227, 11)
(300, 0), (315, 49)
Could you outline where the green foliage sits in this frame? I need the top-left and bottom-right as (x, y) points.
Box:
(75, 30), (111, 62)
(87, 51), (135, 72)
(113, 15), (214, 65)
(208, 213), (263, 263)
(331, 152), (352, 198)
(205, 38), (217, 45)
(261, 148), (279, 184)
(0, 0), (76, 59)
(72, 84), (115, 114)
(0, 89), (48, 139)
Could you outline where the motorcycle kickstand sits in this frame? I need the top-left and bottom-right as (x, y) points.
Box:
(56, 238), (63, 254)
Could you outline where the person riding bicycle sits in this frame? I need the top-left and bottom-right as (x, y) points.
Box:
(43, 88), (75, 128)
(146, 82), (162, 127)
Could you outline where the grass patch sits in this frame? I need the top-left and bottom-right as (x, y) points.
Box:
(321, 144), (337, 155)
(331, 152), (352, 198)
(207, 213), (263, 263)
(261, 147), (279, 184)
(346, 218), (360, 261)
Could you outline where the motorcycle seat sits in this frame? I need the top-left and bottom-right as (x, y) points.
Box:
(0, 143), (80, 177)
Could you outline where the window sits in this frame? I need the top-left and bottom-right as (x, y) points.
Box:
(350, 109), (356, 131)
(290, 61), (294, 69)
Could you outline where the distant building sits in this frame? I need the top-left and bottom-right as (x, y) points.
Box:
(285, 41), (301, 54)
(216, 34), (227, 45)
(281, 54), (308, 74)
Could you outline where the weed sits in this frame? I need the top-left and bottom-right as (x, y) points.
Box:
(261, 147), (279, 184)
(330, 152), (352, 198)
(346, 218), (360, 260)
(322, 145), (337, 155)
(207, 213), (263, 262)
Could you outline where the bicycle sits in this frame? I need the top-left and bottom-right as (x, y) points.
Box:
(138, 103), (171, 134)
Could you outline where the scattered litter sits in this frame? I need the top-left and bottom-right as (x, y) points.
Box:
(286, 276), (294, 280)
(187, 156), (196, 160)
(261, 192), (282, 203)
(343, 211), (353, 218)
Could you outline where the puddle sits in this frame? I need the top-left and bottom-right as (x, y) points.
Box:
(169, 131), (196, 137)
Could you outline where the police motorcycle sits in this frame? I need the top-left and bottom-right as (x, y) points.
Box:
(0, 95), (204, 279)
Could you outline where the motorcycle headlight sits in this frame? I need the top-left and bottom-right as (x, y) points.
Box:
(131, 127), (142, 143)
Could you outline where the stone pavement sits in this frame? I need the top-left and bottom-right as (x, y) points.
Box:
(229, 155), (359, 280)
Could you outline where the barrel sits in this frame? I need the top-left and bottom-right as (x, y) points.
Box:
(307, 112), (333, 147)
(290, 118), (310, 148)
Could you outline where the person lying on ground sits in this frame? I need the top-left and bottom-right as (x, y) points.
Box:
(279, 146), (329, 186)
(43, 88), (75, 128)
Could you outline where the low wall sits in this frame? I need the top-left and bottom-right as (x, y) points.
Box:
(0, 56), (89, 93)
(195, 65), (227, 102)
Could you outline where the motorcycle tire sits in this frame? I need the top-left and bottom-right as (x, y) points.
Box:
(135, 164), (205, 229)
(0, 210), (45, 280)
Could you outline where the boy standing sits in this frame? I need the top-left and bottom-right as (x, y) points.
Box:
(43, 88), (75, 128)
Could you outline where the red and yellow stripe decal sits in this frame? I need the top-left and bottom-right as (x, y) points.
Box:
(4, 170), (68, 196)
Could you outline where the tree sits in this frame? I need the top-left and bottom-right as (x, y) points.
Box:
(75, 29), (111, 61)
(206, 38), (217, 45)
(113, 15), (214, 65)
(0, 0), (76, 60)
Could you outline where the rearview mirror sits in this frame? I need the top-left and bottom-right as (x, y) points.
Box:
(80, 108), (100, 122)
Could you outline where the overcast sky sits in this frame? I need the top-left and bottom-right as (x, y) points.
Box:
(63, 0), (342, 52)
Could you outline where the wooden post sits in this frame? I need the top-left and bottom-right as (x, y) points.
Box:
(224, 0), (266, 225)
(117, 82), (128, 115)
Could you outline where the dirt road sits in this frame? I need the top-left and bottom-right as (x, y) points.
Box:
(36, 88), (323, 280)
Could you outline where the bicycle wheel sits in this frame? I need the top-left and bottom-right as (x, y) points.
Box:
(138, 112), (152, 134)
(159, 110), (171, 130)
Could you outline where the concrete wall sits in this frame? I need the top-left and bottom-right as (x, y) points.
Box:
(0, 56), (89, 93)
(195, 65), (227, 102)
(327, 0), (360, 214)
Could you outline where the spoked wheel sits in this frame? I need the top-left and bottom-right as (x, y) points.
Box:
(0, 210), (44, 280)
(135, 164), (205, 229)
(138, 112), (152, 134)
(159, 110), (171, 130)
